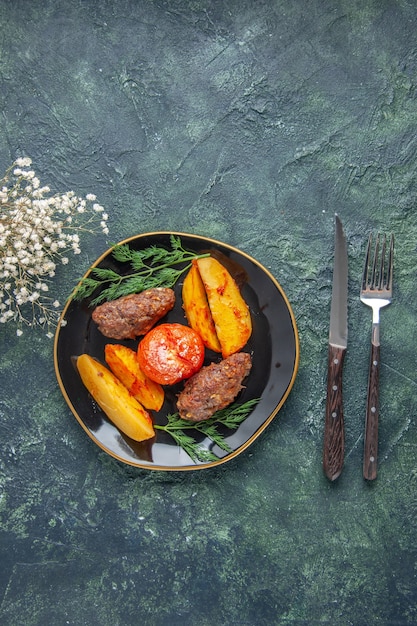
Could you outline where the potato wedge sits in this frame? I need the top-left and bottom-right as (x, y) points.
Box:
(196, 256), (252, 358)
(76, 354), (155, 442)
(182, 261), (222, 353)
(104, 343), (164, 411)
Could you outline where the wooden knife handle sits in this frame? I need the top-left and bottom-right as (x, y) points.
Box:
(363, 342), (380, 480)
(323, 344), (346, 481)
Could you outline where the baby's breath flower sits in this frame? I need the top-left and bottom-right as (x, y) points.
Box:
(15, 157), (32, 167)
(0, 157), (110, 335)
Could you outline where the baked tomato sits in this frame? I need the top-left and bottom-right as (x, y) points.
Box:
(137, 323), (205, 385)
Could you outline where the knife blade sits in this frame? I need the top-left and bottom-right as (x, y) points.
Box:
(323, 214), (348, 481)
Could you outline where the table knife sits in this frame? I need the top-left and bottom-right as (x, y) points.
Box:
(323, 214), (348, 481)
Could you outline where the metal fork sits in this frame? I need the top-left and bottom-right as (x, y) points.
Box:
(360, 233), (394, 480)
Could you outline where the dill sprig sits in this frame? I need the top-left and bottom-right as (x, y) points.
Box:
(155, 398), (260, 463)
(71, 234), (209, 306)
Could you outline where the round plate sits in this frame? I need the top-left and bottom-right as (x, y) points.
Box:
(54, 232), (299, 471)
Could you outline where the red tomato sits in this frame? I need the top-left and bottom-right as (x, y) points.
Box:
(137, 323), (205, 385)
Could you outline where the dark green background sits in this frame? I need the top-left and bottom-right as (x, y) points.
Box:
(1, 1), (416, 624)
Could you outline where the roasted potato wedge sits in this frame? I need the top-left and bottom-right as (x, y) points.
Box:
(76, 354), (155, 442)
(196, 256), (252, 358)
(105, 344), (165, 411)
(182, 261), (222, 353)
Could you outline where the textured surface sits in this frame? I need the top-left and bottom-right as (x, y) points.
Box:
(1, 0), (417, 624)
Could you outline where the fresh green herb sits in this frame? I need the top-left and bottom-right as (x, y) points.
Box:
(155, 398), (260, 463)
(72, 234), (209, 306)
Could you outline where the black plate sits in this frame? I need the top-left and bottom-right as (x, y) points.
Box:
(54, 232), (299, 471)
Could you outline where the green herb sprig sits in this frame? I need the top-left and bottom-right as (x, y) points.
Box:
(72, 235), (209, 306)
(155, 398), (260, 463)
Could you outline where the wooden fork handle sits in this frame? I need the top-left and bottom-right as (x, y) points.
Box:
(323, 344), (346, 481)
(363, 341), (380, 480)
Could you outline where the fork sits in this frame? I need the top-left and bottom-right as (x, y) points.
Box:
(360, 233), (394, 480)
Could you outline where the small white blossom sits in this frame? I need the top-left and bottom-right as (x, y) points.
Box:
(15, 157), (32, 167)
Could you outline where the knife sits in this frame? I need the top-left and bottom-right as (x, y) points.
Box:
(323, 214), (348, 481)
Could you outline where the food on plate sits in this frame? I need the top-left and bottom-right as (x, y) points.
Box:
(177, 352), (252, 422)
(104, 344), (164, 411)
(91, 287), (175, 339)
(76, 354), (155, 441)
(195, 256), (252, 358)
(182, 260), (222, 353)
(137, 323), (205, 385)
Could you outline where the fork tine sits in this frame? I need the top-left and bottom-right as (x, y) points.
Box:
(371, 234), (381, 289)
(386, 234), (394, 291)
(362, 234), (372, 290)
(377, 235), (386, 290)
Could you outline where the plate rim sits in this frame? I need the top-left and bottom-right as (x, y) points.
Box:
(54, 231), (300, 471)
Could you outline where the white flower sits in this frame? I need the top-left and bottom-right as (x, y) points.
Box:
(15, 157), (32, 167)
